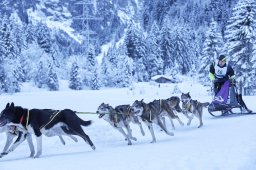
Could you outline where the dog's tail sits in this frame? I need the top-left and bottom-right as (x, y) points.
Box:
(80, 120), (92, 126)
(201, 102), (210, 107)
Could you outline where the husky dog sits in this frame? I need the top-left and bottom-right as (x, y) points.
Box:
(181, 92), (209, 128)
(160, 97), (184, 130)
(131, 99), (174, 143)
(96, 103), (137, 145)
(115, 104), (145, 136)
(0, 103), (95, 158)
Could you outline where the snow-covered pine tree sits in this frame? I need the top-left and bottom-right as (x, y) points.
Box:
(91, 68), (100, 90)
(0, 15), (19, 59)
(69, 61), (82, 90)
(36, 24), (52, 54)
(24, 22), (36, 45)
(225, 0), (256, 95)
(144, 22), (163, 78)
(199, 20), (224, 85)
(208, 0), (235, 29)
(9, 13), (25, 55)
(125, 22), (146, 61)
(169, 25), (193, 75)
(100, 44), (133, 87)
(116, 43), (133, 87)
(160, 17), (174, 74)
(83, 44), (100, 89)
(0, 15), (21, 93)
(133, 57), (149, 82)
(34, 61), (48, 88)
(47, 63), (59, 91)
(125, 22), (147, 81)
(4, 72), (20, 93)
(17, 54), (31, 82)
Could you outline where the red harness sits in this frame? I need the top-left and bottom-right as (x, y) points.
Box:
(19, 110), (30, 129)
(20, 114), (24, 124)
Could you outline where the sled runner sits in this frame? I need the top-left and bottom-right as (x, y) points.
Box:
(208, 80), (255, 117)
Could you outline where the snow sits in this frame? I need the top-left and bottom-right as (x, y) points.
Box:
(1, 77), (256, 170)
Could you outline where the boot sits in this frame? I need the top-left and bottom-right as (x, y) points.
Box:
(246, 108), (252, 113)
(242, 107), (252, 113)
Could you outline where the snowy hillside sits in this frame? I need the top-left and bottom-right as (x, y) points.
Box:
(0, 78), (256, 170)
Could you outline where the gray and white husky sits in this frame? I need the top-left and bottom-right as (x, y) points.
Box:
(181, 92), (209, 128)
(131, 99), (174, 143)
(96, 103), (137, 145)
(115, 104), (145, 136)
(156, 97), (184, 130)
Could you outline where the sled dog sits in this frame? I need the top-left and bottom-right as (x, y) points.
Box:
(115, 104), (145, 136)
(160, 96), (184, 130)
(0, 103), (95, 158)
(131, 99), (174, 143)
(96, 103), (137, 145)
(181, 92), (209, 128)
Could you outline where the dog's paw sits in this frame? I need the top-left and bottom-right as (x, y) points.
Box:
(33, 155), (40, 158)
(33, 151), (42, 158)
(29, 151), (35, 158)
(91, 145), (96, 150)
(197, 124), (203, 128)
(150, 140), (156, 143)
(168, 132), (174, 136)
(0, 152), (7, 158)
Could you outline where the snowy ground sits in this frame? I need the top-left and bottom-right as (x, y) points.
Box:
(0, 77), (256, 170)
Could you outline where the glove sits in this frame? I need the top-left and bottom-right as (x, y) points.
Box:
(230, 78), (236, 84)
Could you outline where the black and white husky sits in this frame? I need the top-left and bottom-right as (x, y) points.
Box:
(0, 103), (96, 158)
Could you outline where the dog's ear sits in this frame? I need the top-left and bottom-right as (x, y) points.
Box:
(5, 103), (10, 108)
(10, 102), (14, 108)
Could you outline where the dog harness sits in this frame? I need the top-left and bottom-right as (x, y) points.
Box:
(184, 101), (192, 113)
(40, 110), (61, 130)
(182, 99), (194, 113)
(9, 126), (18, 135)
(19, 109), (30, 129)
(184, 100), (200, 113)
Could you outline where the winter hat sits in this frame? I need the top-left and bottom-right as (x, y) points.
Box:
(218, 54), (226, 61)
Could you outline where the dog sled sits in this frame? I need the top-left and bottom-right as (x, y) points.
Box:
(208, 80), (255, 117)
